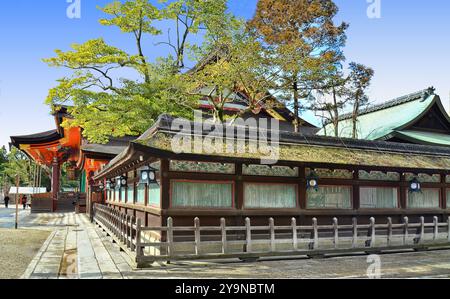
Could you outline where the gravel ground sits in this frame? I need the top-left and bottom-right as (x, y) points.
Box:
(0, 229), (51, 279)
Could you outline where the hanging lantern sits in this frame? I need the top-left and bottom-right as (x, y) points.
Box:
(307, 170), (319, 191)
(140, 166), (157, 185)
(106, 179), (115, 190)
(118, 176), (128, 188)
(409, 177), (422, 193)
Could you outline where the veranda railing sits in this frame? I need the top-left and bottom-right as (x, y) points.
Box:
(92, 204), (450, 268)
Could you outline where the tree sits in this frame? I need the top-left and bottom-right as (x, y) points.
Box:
(183, 21), (277, 123)
(2, 148), (34, 188)
(250, 0), (348, 132)
(0, 148), (54, 193)
(45, 0), (231, 143)
(347, 62), (375, 138)
(158, 0), (229, 72)
(310, 57), (350, 137)
(0, 146), (7, 173)
(0, 146), (9, 195)
(312, 75), (348, 137)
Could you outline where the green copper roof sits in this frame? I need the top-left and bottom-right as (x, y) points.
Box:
(394, 130), (450, 146)
(318, 91), (444, 141)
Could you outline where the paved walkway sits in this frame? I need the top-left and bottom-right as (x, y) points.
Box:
(22, 213), (133, 279)
(0, 207), (30, 228)
(14, 212), (450, 279)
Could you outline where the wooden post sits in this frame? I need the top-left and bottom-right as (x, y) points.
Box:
(122, 213), (126, 244)
(130, 216), (136, 252)
(120, 214), (124, 243)
(245, 218), (252, 253)
(160, 159), (170, 210)
(387, 217), (393, 247)
(352, 217), (358, 248)
(433, 216), (439, 241)
(291, 218), (298, 251)
(403, 217), (409, 245)
(221, 218), (227, 254)
(298, 166), (307, 210)
(167, 217), (174, 257)
(312, 218), (319, 249)
(14, 175), (20, 230)
(352, 170), (360, 210)
(135, 218), (143, 260)
(333, 218), (338, 249)
(126, 215), (131, 248)
(235, 163), (244, 211)
(114, 211), (118, 237)
(51, 157), (60, 212)
(441, 174), (447, 210)
(107, 209), (111, 233)
(194, 217), (201, 256)
(370, 217), (376, 248)
(448, 216), (450, 242)
(400, 173), (407, 209)
(269, 218), (275, 252)
(419, 216), (425, 244)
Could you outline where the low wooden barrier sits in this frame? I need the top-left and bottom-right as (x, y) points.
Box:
(93, 204), (450, 268)
(93, 204), (138, 261)
(30, 193), (53, 213)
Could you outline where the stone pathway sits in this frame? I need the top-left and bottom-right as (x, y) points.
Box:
(17, 212), (450, 279)
(22, 213), (132, 279)
(0, 207), (30, 229)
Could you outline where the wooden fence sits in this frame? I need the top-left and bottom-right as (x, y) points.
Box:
(92, 204), (450, 268)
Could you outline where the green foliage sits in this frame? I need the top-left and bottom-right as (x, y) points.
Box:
(184, 20), (276, 122)
(347, 62), (375, 138)
(0, 146), (7, 173)
(44, 0), (375, 142)
(1, 148), (33, 186)
(160, 0), (230, 70)
(99, 0), (162, 35)
(45, 0), (232, 143)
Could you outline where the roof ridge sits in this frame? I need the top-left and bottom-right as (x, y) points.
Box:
(336, 87), (436, 122)
(141, 113), (450, 157)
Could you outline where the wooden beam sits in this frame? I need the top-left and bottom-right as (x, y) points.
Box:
(160, 159), (170, 210)
(353, 171), (360, 210)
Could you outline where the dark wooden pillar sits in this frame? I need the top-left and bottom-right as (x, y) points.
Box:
(51, 157), (61, 212)
(235, 163), (243, 210)
(441, 174), (447, 210)
(299, 166), (306, 210)
(399, 173), (407, 209)
(352, 170), (360, 210)
(160, 158), (170, 214)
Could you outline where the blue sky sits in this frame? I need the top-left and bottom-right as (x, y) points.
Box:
(1, 0), (450, 147)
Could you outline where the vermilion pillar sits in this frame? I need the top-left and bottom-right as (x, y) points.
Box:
(51, 157), (61, 211)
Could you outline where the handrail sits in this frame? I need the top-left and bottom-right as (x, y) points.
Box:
(92, 203), (450, 268)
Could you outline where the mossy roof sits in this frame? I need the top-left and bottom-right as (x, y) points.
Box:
(95, 115), (450, 179)
(136, 132), (450, 171)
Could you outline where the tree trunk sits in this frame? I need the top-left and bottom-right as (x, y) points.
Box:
(332, 87), (339, 137)
(352, 97), (360, 139)
(293, 79), (300, 133)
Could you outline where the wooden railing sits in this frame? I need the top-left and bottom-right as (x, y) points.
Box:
(93, 204), (138, 258)
(92, 204), (450, 268)
(30, 193), (53, 213)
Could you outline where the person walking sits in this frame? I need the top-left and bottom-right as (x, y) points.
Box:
(21, 195), (28, 210)
(4, 195), (10, 208)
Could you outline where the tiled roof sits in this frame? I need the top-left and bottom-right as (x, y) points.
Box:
(318, 88), (448, 141)
(336, 87), (435, 122)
